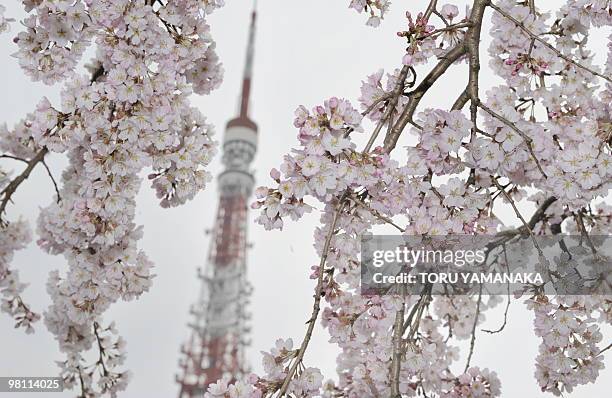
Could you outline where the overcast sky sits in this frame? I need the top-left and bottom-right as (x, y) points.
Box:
(0, 0), (610, 397)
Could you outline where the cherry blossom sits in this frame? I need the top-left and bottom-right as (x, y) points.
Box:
(1, 0), (611, 397)
(0, 219), (40, 333)
(245, 1), (611, 397)
(348, 0), (391, 27)
(1, 0), (224, 395)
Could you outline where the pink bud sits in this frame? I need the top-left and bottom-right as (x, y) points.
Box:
(270, 168), (281, 181)
(309, 265), (319, 279)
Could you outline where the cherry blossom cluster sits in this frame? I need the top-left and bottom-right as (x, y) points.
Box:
(487, 0), (611, 210)
(205, 376), (260, 398)
(55, 321), (130, 396)
(0, 101), (50, 158)
(1, 0), (225, 395)
(442, 367), (501, 398)
(0, 218), (40, 333)
(245, 0), (611, 397)
(563, 0), (612, 28)
(358, 68), (409, 124)
(348, 0), (391, 27)
(412, 109), (472, 175)
(488, 3), (552, 95)
(528, 295), (609, 395)
(398, 5), (469, 67)
(13, 0), (225, 85)
(249, 87), (510, 398)
(204, 337), (323, 398)
(13, 1), (91, 84)
(0, 103), (49, 332)
(252, 97), (363, 230)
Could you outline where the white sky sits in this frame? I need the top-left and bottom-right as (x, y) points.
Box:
(0, 0), (610, 397)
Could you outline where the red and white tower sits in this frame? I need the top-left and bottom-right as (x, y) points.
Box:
(176, 4), (258, 397)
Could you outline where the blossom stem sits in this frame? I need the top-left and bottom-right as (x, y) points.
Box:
(482, 245), (511, 334)
(491, 178), (544, 255)
(464, 283), (483, 373)
(276, 198), (347, 397)
(0, 148), (48, 223)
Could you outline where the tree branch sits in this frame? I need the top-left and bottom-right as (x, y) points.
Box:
(0, 148), (48, 222)
(466, 0), (489, 130)
(364, 66), (411, 152)
(384, 43), (468, 152)
(390, 287), (406, 398)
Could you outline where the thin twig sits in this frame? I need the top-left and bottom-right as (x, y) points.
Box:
(420, 22), (473, 39)
(361, 93), (393, 117)
(464, 283), (483, 372)
(0, 154), (28, 163)
(597, 342), (612, 356)
(482, 245), (511, 334)
(492, 178), (544, 254)
(576, 211), (598, 256)
(277, 199), (347, 396)
(351, 195), (406, 232)
(0, 148), (48, 221)
(406, 293), (428, 342)
(41, 159), (61, 203)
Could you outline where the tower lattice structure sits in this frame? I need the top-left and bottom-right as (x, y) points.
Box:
(176, 5), (258, 397)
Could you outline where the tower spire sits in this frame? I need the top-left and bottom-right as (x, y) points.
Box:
(239, 1), (257, 118)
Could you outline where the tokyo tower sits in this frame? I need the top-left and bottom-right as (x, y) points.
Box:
(176, 3), (258, 396)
